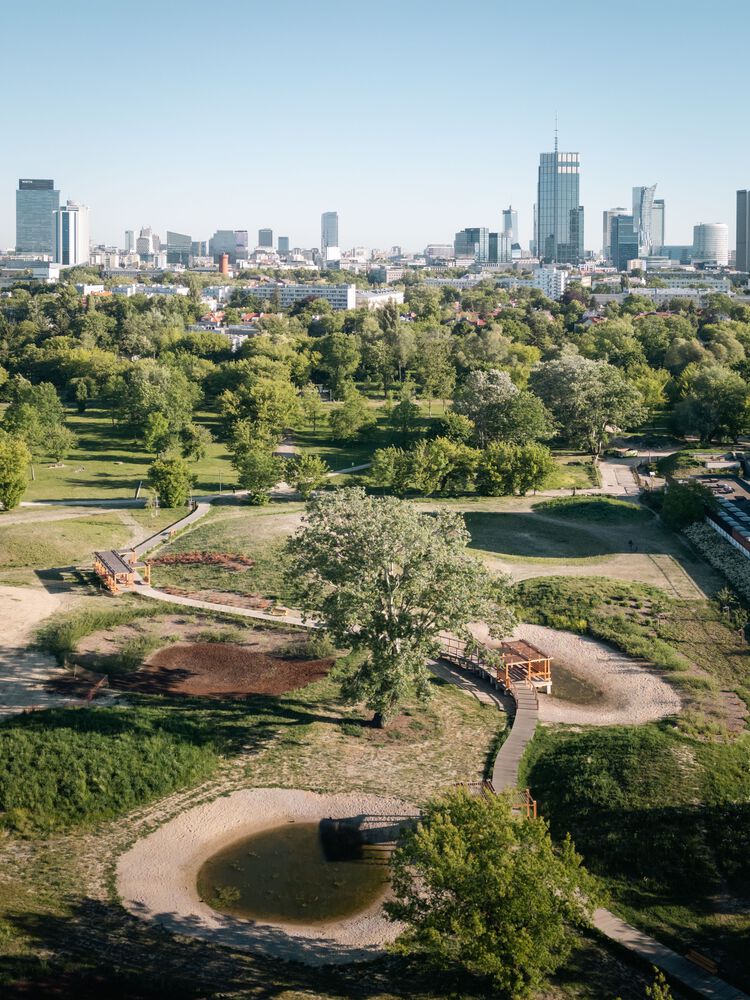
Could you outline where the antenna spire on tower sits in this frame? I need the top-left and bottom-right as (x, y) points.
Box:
(554, 112), (558, 153)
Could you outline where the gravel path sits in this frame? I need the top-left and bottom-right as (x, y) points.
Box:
(512, 623), (682, 725)
(117, 788), (418, 965)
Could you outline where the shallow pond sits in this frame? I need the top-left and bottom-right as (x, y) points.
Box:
(549, 663), (603, 705)
(197, 822), (390, 925)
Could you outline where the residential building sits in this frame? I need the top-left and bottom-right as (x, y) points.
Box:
(535, 141), (584, 264)
(454, 227), (489, 262)
(692, 223), (729, 266)
(501, 206), (518, 243)
(16, 178), (59, 254)
(737, 190), (750, 272)
(241, 282), (356, 310)
(602, 208), (629, 260)
(652, 199), (665, 253)
(166, 231), (192, 266)
(531, 267), (568, 299)
(53, 200), (89, 266)
(610, 214), (638, 271)
(632, 185), (657, 255)
(321, 211), (339, 255)
(277, 235), (290, 255)
(369, 265), (405, 283)
(258, 228), (273, 248)
(356, 288), (405, 310)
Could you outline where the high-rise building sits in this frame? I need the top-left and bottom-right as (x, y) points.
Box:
(535, 140), (584, 264)
(488, 232), (511, 264)
(736, 191), (750, 272)
(610, 214), (638, 271)
(53, 200), (90, 266)
(124, 230), (135, 253)
(692, 223), (729, 266)
(235, 230), (249, 261)
(277, 236), (290, 254)
(258, 228), (273, 248)
(501, 206), (518, 243)
(136, 227), (160, 258)
(16, 178), (60, 254)
(602, 208), (629, 261)
(209, 229), (237, 263)
(321, 211), (339, 254)
(166, 231), (192, 265)
(632, 185), (657, 256)
(652, 199), (665, 253)
(454, 228), (489, 262)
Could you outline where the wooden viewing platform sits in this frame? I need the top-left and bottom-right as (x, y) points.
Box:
(439, 634), (552, 694)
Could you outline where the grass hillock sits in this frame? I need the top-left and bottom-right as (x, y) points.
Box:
(532, 496), (648, 522)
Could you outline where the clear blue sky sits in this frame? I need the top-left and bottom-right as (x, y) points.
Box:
(2, 0), (748, 253)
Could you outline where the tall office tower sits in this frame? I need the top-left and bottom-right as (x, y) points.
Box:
(16, 178), (59, 254)
(736, 191), (750, 272)
(136, 227), (160, 257)
(651, 199), (665, 253)
(209, 229), (237, 263)
(610, 214), (638, 271)
(53, 200), (90, 266)
(501, 206), (518, 243)
(321, 211), (339, 254)
(632, 185), (657, 256)
(124, 230), (135, 252)
(692, 223), (729, 266)
(602, 208), (629, 260)
(277, 235), (290, 254)
(166, 231), (192, 265)
(535, 138), (584, 264)
(488, 232), (511, 264)
(258, 228), (273, 248)
(454, 227), (490, 262)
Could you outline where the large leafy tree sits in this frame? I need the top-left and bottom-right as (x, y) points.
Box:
(328, 387), (375, 441)
(0, 431), (31, 510)
(530, 354), (646, 454)
(147, 456), (193, 508)
(386, 789), (600, 998)
(671, 365), (748, 442)
(453, 369), (554, 446)
(285, 488), (514, 726)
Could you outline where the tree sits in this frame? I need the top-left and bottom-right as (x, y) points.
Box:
(0, 431), (31, 510)
(329, 387), (376, 441)
(661, 481), (714, 531)
(233, 444), (283, 505)
(530, 355), (646, 454)
(300, 382), (326, 432)
(46, 426), (77, 463)
(476, 442), (554, 496)
(287, 453), (329, 499)
(453, 369), (554, 446)
(318, 331), (361, 397)
(388, 383), (421, 439)
(180, 422), (213, 461)
(2, 378), (73, 459)
(671, 365), (748, 442)
(285, 488), (515, 726)
(386, 789), (600, 997)
(147, 456), (193, 508)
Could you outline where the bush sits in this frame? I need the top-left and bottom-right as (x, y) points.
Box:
(37, 604), (163, 665)
(684, 522), (750, 602)
(661, 481), (714, 531)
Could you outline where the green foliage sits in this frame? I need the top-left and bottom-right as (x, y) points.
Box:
(285, 488), (515, 725)
(37, 603), (165, 664)
(0, 430), (31, 510)
(661, 480), (714, 530)
(453, 368), (554, 446)
(475, 442), (555, 496)
(287, 453), (329, 498)
(148, 455), (194, 507)
(655, 450), (706, 477)
(328, 387), (376, 441)
(532, 496), (648, 522)
(386, 789), (601, 997)
(671, 365), (748, 442)
(371, 438), (479, 496)
(0, 707), (218, 835)
(2, 377), (74, 460)
(233, 443), (283, 504)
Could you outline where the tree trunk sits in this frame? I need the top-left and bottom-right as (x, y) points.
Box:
(372, 711), (387, 729)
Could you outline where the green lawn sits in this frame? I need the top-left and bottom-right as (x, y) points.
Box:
(544, 454), (599, 490)
(532, 496), (648, 522)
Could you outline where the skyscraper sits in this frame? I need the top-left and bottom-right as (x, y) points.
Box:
(321, 211), (339, 253)
(489, 232), (511, 264)
(166, 231), (192, 265)
(258, 228), (273, 248)
(454, 228), (489, 262)
(53, 200), (90, 266)
(602, 208), (629, 261)
(737, 191), (750, 272)
(501, 206), (518, 243)
(124, 230), (135, 253)
(277, 236), (290, 254)
(16, 178), (59, 254)
(632, 185), (657, 256)
(692, 224), (729, 266)
(535, 139), (584, 264)
(610, 215), (638, 271)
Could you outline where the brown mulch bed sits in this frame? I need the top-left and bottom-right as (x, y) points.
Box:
(113, 642), (333, 698)
(156, 586), (272, 609)
(149, 551), (255, 570)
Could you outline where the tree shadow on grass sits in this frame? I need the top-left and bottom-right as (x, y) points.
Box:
(464, 511), (615, 558)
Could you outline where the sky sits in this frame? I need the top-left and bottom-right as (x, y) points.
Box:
(1, 0), (749, 254)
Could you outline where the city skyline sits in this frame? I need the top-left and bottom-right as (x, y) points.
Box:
(1, 0), (748, 252)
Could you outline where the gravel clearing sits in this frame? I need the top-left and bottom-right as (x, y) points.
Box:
(512, 623), (682, 725)
(117, 788), (418, 965)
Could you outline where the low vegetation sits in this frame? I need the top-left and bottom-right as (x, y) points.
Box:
(532, 496), (648, 521)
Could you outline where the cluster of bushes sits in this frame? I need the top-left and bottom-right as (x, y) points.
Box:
(685, 522), (750, 601)
(0, 708), (218, 834)
(370, 438), (554, 497)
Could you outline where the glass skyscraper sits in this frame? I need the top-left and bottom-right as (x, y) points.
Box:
(737, 191), (750, 272)
(454, 227), (489, 262)
(16, 178), (59, 254)
(535, 145), (583, 264)
(321, 211), (339, 252)
(610, 215), (638, 271)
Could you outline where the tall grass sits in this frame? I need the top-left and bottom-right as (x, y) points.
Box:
(36, 604), (164, 664)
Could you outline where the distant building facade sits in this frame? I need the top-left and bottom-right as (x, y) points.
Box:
(692, 223), (729, 266)
(531, 266), (568, 299)
(501, 206), (518, 243)
(321, 212), (339, 256)
(632, 184), (657, 255)
(16, 178), (59, 254)
(737, 190), (750, 272)
(258, 228), (273, 248)
(166, 231), (192, 265)
(454, 227), (489, 262)
(602, 208), (629, 261)
(277, 235), (290, 254)
(536, 145), (584, 264)
(53, 200), (89, 266)
(610, 214), (638, 271)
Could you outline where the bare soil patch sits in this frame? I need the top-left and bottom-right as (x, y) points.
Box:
(150, 551), (255, 571)
(116, 641), (333, 698)
(156, 585), (272, 610)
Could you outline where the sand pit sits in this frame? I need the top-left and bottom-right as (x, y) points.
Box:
(117, 788), (418, 965)
(512, 623), (682, 725)
(116, 641), (333, 698)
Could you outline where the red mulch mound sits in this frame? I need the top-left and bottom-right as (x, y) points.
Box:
(114, 642), (333, 698)
(150, 551), (254, 570)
